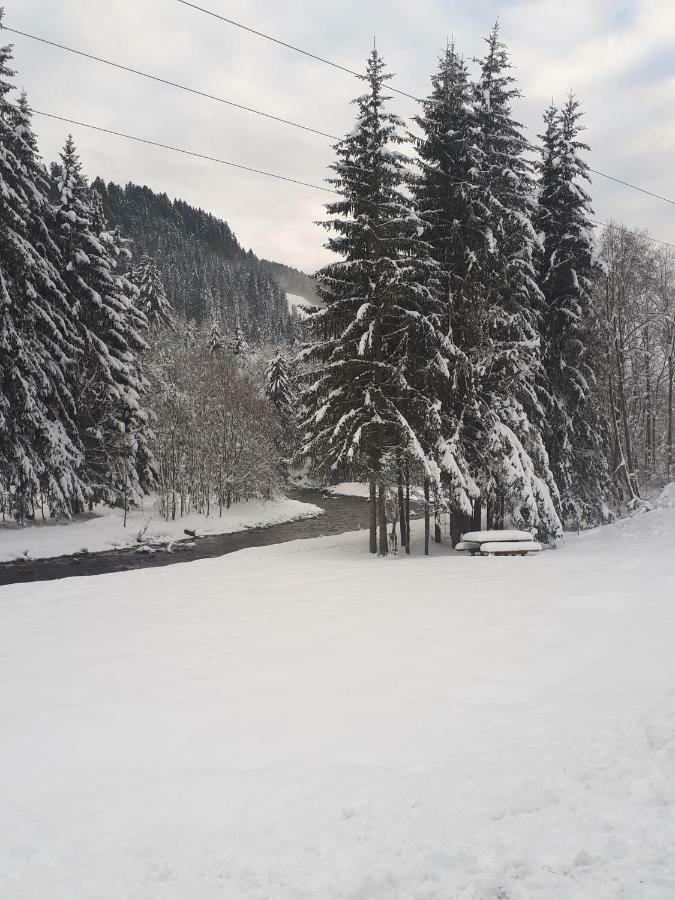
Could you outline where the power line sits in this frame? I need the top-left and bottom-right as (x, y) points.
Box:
(2, 25), (339, 141)
(6, 19), (675, 212)
(175, 0), (424, 104)
(174, 1), (675, 212)
(588, 168), (675, 209)
(27, 106), (675, 250)
(29, 108), (338, 194)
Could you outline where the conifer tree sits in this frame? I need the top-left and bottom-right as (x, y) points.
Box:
(0, 27), (84, 521)
(265, 351), (295, 415)
(233, 323), (249, 355)
(208, 319), (225, 354)
(413, 43), (483, 517)
(133, 253), (175, 330)
(467, 25), (562, 541)
(51, 136), (154, 505)
(300, 49), (448, 554)
(537, 94), (611, 526)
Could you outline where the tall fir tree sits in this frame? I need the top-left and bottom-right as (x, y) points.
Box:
(51, 136), (155, 505)
(207, 319), (225, 354)
(0, 26), (84, 521)
(132, 253), (175, 330)
(300, 49), (448, 554)
(265, 351), (295, 416)
(413, 43), (484, 517)
(536, 94), (611, 526)
(467, 25), (562, 540)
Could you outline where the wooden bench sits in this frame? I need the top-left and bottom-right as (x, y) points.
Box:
(455, 530), (542, 557)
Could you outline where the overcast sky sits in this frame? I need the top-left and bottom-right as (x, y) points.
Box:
(6, 0), (675, 272)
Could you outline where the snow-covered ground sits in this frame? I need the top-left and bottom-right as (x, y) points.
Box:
(0, 496), (323, 563)
(323, 480), (371, 498)
(2, 492), (675, 898)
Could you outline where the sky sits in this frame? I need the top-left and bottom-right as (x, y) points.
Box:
(5, 0), (675, 273)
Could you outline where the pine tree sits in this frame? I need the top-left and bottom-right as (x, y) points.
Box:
(265, 351), (294, 415)
(466, 25), (562, 541)
(233, 323), (249, 355)
(536, 94), (611, 527)
(207, 319), (225, 354)
(413, 43), (484, 518)
(0, 29), (84, 521)
(133, 253), (175, 330)
(51, 135), (155, 505)
(300, 49), (448, 554)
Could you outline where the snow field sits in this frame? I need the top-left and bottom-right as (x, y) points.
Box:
(1, 493), (675, 897)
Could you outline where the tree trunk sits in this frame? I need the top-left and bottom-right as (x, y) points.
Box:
(471, 498), (481, 531)
(486, 497), (494, 530)
(424, 477), (430, 556)
(397, 469), (407, 550)
(369, 477), (377, 554)
(378, 480), (388, 556)
(404, 465), (411, 555)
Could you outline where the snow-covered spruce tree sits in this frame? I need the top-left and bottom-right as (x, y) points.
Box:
(265, 351), (295, 415)
(51, 136), (155, 506)
(265, 350), (298, 467)
(0, 36), (85, 521)
(465, 25), (562, 542)
(412, 43), (484, 522)
(536, 95), (611, 527)
(233, 323), (250, 355)
(300, 49), (448, 555)
(132, 253), (175, 331)
(207, 319), (225, 354)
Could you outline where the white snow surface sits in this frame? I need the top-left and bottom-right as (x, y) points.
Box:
(463, 528), (534, 543)
(324, 480), (371, 498)
(0, 496), (323, 562)
(2, 490), (675, 898)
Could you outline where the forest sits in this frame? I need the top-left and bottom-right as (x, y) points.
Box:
(1, 14), (674, 557)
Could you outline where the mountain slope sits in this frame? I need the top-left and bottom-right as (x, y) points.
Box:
(93, 179), (305, 344)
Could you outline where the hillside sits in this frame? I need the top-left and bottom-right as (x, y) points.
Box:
(93, 179), (309, 344)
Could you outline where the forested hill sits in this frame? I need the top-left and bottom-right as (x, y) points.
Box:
(92, 179), (312, 344)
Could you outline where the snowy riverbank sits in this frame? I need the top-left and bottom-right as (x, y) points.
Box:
(0, 495), (323, 563)
(1, 492), (675, 897)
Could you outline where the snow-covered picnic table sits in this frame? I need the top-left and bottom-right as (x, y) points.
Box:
(455, 529), (542, 556)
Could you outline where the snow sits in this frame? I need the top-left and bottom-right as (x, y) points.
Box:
(323, 480), (371, 498)
(286, 292), (309, 318)
(463, 529), (533, 543)
(2, 492), (675, 897)
(0, 496), (323, 562)
(478, 540), (542, 553)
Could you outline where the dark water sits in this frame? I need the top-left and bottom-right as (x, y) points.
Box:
(0, 490), (374, 587)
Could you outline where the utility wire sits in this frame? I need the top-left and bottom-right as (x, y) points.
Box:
(26, 107), (675, 250)
(174, 1), (675, 211)
(2, 25), (339, 140)
(29, 109), (338, 194)
(175, 0), (424, 104)
(588, 168), (675, 209)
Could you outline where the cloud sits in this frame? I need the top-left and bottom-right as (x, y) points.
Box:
(8, 0), (675, 272)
